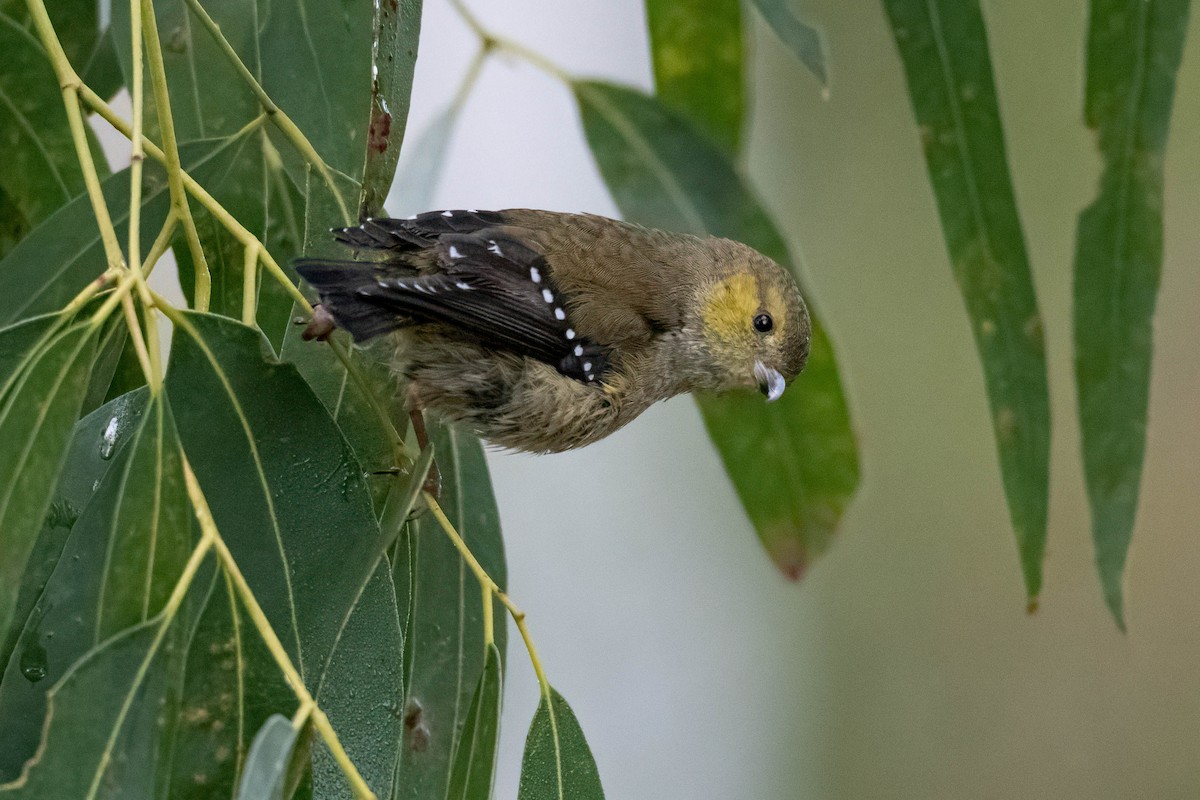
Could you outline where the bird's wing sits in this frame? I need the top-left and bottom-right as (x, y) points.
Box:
(316, 214), (611, 384)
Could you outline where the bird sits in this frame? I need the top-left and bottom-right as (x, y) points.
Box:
(293, 209), (811, 454)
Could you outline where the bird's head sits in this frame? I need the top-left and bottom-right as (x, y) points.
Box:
(691, 243), (811, 401)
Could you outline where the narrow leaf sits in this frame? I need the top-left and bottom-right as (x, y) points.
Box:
(0, 391), (191, 780)
(573, 80), (858, 576)
(882, 0), (1050, 602)
(749, 0), (827, 90)
(446, 643), (503, 800)
(392, 424), (506, 800)
(236, 715), (300, 800)
(0, 324), (96, 650)
(387, 102), (464, 218)
(359, 0), (424, 216)
(1074, 0), (1191, 628)
(517, 687), (604, 800)
(645, 0), (744, 151)
(0, 618), (183, 799)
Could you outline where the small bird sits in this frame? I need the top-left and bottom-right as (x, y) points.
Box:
(294, 209), (811, 454)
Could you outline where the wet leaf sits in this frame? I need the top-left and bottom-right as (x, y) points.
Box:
(516, 687), (604, 800)
(883, 0), (1050, 602)
(1073, 0), (1191, 628)
(446, 643), (502, 800)
(0, 391), (191, 780)
(0, 323), (97, 658)
(574, 80), (858, 576)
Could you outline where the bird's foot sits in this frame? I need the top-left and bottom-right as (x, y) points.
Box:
(300, 304), (337, 341)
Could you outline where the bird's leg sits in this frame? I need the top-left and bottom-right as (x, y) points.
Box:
(407, 389), (441, 500)
(300, 304), (338, 341)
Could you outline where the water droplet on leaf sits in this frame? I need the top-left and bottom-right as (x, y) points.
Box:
(20, 641), (47, 683)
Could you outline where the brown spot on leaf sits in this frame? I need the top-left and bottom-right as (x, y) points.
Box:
(368, 107), (392, 154)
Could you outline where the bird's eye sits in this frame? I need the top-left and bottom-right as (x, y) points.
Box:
(753, 313), (774, 334)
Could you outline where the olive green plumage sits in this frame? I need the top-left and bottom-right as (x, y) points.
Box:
(294, 209), (810, 453)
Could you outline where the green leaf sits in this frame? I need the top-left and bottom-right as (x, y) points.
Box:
(516, 687), (604, 800)
(387, 102), (463, 218)
(0, 12), (88, 228)
(392, 424), (507, 800)
(1074, 0), (1191, 628)
(0, 617), (185, 799)
(0, 323), (97, 657)
(0, 135), (248, 326)
(749, 0), (827, 91)
(0, 388), (149, 693)
(644, 0), (744, 152)
(882, 0), (1050, 603)
(171, 127), (306, 350)
(573, 80), (858, 576)
(236, 715), (300, 800)
(0, 391), (191, 781)
(358, 0), (424, 216)
(165, 311), (399, 795)
(446, 643), (503, 800)
(0, 186), (30, 261)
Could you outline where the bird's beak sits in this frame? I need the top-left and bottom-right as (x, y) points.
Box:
(753, 361), (786, 402)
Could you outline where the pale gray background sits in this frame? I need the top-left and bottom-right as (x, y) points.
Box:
(98, 0), (1200, 797)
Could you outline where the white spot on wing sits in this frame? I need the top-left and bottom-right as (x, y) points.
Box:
(566, 329), (576, 340)
(488, 240), (502, 256)
(583, 361), (592, 371)
(554, 307), (565, 320)
(449, 246), (462, 259)
(455, 281), (471, 290)
(442, 210), (453, 217)
(574, 345), (583, 356)
(541, 288), (554, 303)
(530, 266), (542, 283)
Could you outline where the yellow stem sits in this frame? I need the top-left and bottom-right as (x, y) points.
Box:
(422, 492), (549, 690)
(448, 0), (570, 82)
(141, 210), (179, 280)
(242, 243), (259, 325)
(482, 585), (494, 647)
(181, 459), (377, 800)
(118, 293), (155, 384)
(179, 0), (352, 225)
(140, 0), (210, 309)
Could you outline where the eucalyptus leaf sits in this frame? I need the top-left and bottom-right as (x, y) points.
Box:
(0, 618), (184, 799)
(749, 0), (827, 91)
(236, 715), (300, 800)
(0, 12), (89, 227)
(446, 643), (503, 800)
(645, 0), (744, 152)
(358, 0), (424, 216)
(573, 80), (858, 575)
(0, 391), (191, 781)
(387, 102), (463, 219)
(0, 323), (97, 658)
(516, 687), (604, 800)
(1074, 0), (1191, 628)
(882, 0), (1051, 603)
(392, 424), (507, 800)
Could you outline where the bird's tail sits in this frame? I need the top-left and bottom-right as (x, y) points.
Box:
(294, 258), (406, 342)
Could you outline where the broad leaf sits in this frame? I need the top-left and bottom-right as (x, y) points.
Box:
(0, 391), (191, 781)
(446, 643), (503, 800)
(749, 0), (827, 91)
(516, 687), (604, 800)
(0, 136), (249, 326)
(0, 12), (88, 228)
(165, 311), (399, 795)
(645, 0), (744, 152)
(882, 0), (1051, 603)
(0, 388), (148, 689)
(1074, 0), (1191, 628)
(392, 424), (507, 800)
(358, 0), (424, 216)
(574, 80), (858, 576)
(0, 324), (97, 655)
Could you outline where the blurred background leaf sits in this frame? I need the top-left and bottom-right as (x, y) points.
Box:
(574, 79), (858, 577)
(1074, 0), (1192, 628)
(748, 0), (827, 91)
(882, 0), (1051, 605)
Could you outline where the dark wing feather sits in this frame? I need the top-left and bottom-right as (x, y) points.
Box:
(297, 212), (610, 383)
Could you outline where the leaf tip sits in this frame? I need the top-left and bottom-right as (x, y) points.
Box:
(767, 536), (809, 582)
(1025, 595), (1039, 615)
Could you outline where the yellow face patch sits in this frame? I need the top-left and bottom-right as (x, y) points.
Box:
(701, 273), (760, 342)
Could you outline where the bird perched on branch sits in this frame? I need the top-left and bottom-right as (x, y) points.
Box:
(294, 209), (811, 454)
